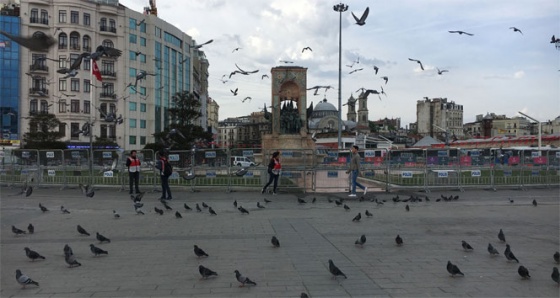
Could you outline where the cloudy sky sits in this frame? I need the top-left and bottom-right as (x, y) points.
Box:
(119, 0), (559, 127)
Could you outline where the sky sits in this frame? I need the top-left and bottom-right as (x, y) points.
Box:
(119, 0), (559, 127)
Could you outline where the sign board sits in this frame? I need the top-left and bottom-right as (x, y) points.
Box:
(503, 170), (512, 176)
(46, 151), (55, 158)
(244, 171), (254, 177)
(401, 171), (413, 178)
(327, 151), (338, 157)
(102, 152), (112, 159)
(556, 152), (560, 158)
(281, 151), (293, 158)
(170, 171), (179, 179)
(437, 171), (449, 178)
(103, 171), (113, 177)
(22, 151), (30, 158)
(364, 150), (375, 158)
(21, 169), (28, 175)
(242, 150), (254, 157)
(204, 151), (216, 158)
(364, 171), (375, 177)
(327, 171), (338, 178)
(531, 151), (539, 158)
(531, 170), (540, 176)
(206, 171), (216, 178)
(471, 170), (481, 177)
(71, 151), (81, 159)
(438, 150), (448, 157)
(47, 169), (56, 176)
(470, 151), (480, 157)
(168, 154), (180, 161)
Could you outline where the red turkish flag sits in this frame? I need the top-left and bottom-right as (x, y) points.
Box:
(92, 60), (103, 81)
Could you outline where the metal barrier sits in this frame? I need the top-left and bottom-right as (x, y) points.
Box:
(92, 149), (121, 186)
(38, 149), (65, 189)
(387, 149), (426, 192)
(228, 148), (263, 192)
(62, 149), (90, 188)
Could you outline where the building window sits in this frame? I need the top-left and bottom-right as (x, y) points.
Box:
(84, 79), (91, 93)
(100, 17), (107, 29)
(82, 35), (91, 52)
(100, 124), (107, 138)
(70, 100), (79, 113)
(129, 50), (137, 61)
(83, 100), (90, 114)
(139, 87), (146, 95)
(139, 54), (146, 63)
(71, 123), (80, 139)
(140, 37), (146, 47)
(69, 53), (81, 69)
(129, 102), (137, 111)
(40, 100), (49, 114)
(109, 19), (116, 31)
(59, 123), (66, 137)
(129, 68), (136, 78)
(59, 55), (67, 68)
(71, 79), (80, 91)
(140, 136), (146, 145)
(30, 9), (38, 23)
(140, 119), (146, 129)
(129, 136), (137, 145)
(129, 119), (137, 128)
(59, 10), (66, 23)
(101, 60), (115, 73)
(58, 33), (67, 49)
(31, 53), (46, 69)
(83, 13), (90, 26)
(40, 10), (48, 24)
(129, 34), (137, 44)
(155, 26), (162, 38)
(139, 22), (146, 33)
(59, 80), (67, 91)
(58, 99), (67, 113)
(30, 99), (38, 113)
(129, 18), (137, 30)
(140, 103), (146, 112)
(83, 58), (90, 71)
(108, 124), (116, 139)
(102, 83), (115, 96)
(70, 11), (79, 24)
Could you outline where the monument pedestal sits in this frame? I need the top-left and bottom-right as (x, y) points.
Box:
(261, 134), (316, 159)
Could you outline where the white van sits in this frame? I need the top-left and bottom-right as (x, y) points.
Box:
(231, 156), (256, 167)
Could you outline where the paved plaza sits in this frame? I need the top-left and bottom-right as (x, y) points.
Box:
(1, 185), (559, 297)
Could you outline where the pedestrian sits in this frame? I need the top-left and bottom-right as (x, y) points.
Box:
(262, 151), (281, 195)
(155, 150), (173, 200)
(126, 150), (141, 195)
(346, 145), (367, 197)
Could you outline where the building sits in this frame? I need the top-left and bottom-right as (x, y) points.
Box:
(216, 112), (270, 148)
(370, 117), (401, 133)
(491, 116), (531, 137)
(4, 0), (210, 150)
(0, 4), (20, 146)
(416, 97), (464, 141)
(542, 116), (560, 135)
(206, 96), (219, 142)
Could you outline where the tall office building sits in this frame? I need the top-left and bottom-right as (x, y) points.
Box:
(416, 97), (464, 140)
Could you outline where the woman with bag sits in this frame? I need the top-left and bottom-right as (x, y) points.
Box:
(262, 151), (281, 195)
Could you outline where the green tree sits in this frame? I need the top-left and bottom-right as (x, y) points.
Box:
(368, 121), (379, 133)
(23, 113), (66, 149)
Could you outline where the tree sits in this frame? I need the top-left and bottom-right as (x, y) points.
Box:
(145, 91), (213, 151)
(23, 113), (66, 149)
(368, 121), (379, 133)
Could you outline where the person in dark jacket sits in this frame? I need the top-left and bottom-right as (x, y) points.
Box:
(262, 151), (281, 195)
(155, 151), (172, 200)
(126, 150), (141, 194)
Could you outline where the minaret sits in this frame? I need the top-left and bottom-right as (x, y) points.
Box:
(357, 91), (369, 129)
(346, 94), (356, 122)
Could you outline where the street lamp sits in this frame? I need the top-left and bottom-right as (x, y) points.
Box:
(333, 2), (348, 149)
(432, 124), (449, 146)
(518, 111), (541, 152)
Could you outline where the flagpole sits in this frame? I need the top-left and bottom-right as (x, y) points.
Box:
(89, 58), (94, 185)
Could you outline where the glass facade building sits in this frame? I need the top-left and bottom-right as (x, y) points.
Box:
(0, 15), (21, 143)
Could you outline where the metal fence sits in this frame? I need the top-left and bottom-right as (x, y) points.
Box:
(1, 147), (558, 193)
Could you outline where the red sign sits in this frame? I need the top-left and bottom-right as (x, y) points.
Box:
(508, 156), (520, 165)
(533, 156), (547, 165)
(460, 156), (471, 166)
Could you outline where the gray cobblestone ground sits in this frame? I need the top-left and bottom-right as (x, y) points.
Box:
(1, 185), (559, 297)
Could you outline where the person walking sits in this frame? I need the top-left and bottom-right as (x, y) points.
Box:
(155, 150), (173, 200)
(126, 150), (141, 195)
(346, 145), (367, 197)
(262, 151), (281, 195)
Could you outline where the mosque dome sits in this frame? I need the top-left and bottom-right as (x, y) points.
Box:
(311, 98), (338, 119)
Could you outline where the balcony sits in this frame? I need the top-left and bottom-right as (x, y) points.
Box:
(100, 70), (117, 79)
(99, 92), (117, 100)
(29, 88), (48, 96)
(58, 43), (67, 50)
(70, 44), (81, 51)
(99, 25), (117, 34)
(29, 64), (49, 72)
(29, 17), (48, 26)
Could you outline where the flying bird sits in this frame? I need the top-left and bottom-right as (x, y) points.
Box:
(328, 259), (347, 279)
(381, 76), (388, 84)
(199, 265), (218, 279)
(437, 68), (449, 75)
(90, 244), (108, 256)
(302, 46), (312, 52)
(349, 68), (363, 74)
(128, 70), (157, 88)
(509, 27), (523, 35)
(279, 60), (294, 64)
(189, 39), (213, 50)
(408, 58), (424, 70)
(271, 236), (280, 247)
(15, 269), (39, 288)
(447, 261), (464, 277)
(232, 47), (242, 52)
(235, 270), (257, 287)
(92, 44), (123, 60)
(230, 88), (238, 96)
(261, 74), (269, 79)
(551, 35), (560, 43)
(351, 7), (370, 26)
(448, 30), (474, 36)
(136, 19), (145, 26)
(0, 30), (55, 52)
(241, 96), (251, 103)
(373, 65), (379, 75)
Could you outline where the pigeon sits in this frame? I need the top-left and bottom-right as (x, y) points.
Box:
(24, 186), (33, 197)
(39, 203), (48, 212)
(381, 76), (388, 85)
(77, 225), (90, 236)
(113, 210), (120, 218)
(437, 68), (449, 75)
(352, 212), (361, 222)
(488, 243), (499, 255)
(134, 203), (145, 215)
(209, 207), (217, 215)
(355, 234), (366, 246)
(505, 244), (520, 263)
(232, 47), (242, 52)
(328, 259), (347, 279)
(343, 204), (350, 211)
(365, 210), (372, 217)
(298, 198), (307, 204)
(198, 265), (218, 279)
(64, 251), (81, 267)
(0, 30), (55, 52)
(301, 293), (309, 298)
(235, 270), (257, 287)
(27, 224), (34, 234)
(15, 269), (39, 288)
(312, 197), (316, 203)
(271, 236), (280, 247)
(373, 65), (379, 75)
(61, 206), (70, 214)
(261, 74), (269, 79)
(132, 192), (144, 202)
(518, 266), (530, 279)
(161, 200), (173, 210)
(24, 247), (45, 261)
(264, 198), (272, 203)
(351, 7), (369, 26)
(551, 35), (560, 43)
(92, 45), (123, 60)
(405, 204), (410, 212)
(200, 202), (208, 208)
(175, 211), (182, 218)
(532, 199), (537, 206)
(335, 199), (342, 206)
(552, 267), (559, 284)
(408, 58), (424, 70)
(233, 200), (238, 207)
(448, 30), (474, 36)
(194, 245), (209, 258)
(498, 229), (506, 242)
(509, 27), (523, 34)
(230, 88), (238, 96)
(154, 207), (164, 215)
(508, 198), (514, 203)
(238, 206), (249, 214)
(184, 203), (192, 210)
(63, 244), (73, 256)
(96, 232), (111, 243)
(447, 261), (464, 277)
(12, 225), (26, 235)
(257, 202), (265, 209)
(196, 204), (202, 212)
(90, 244), (108, 256)
(349, 68), (363, 74)
(462, 240), (474, 251)
(554, 251), (560, 264)
(394, 235), (403, 246)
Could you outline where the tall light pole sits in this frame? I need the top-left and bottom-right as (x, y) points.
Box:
(333, 3), (348, 149)
(518, 111), (542, 153)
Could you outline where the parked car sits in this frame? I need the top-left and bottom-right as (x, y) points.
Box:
(230, 156), (256, 167)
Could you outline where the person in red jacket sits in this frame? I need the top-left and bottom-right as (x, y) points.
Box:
(126, 150), (141, 194)
(262, 151), (281, 195)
